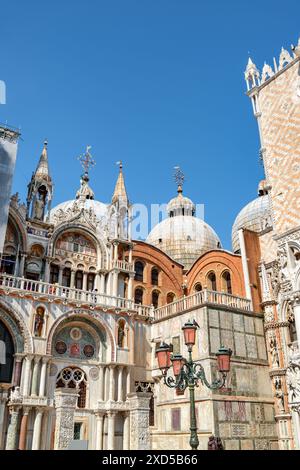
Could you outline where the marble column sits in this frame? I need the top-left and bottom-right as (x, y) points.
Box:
(58, 266), (63, 285)
(39, 358), (48, 397)
(95, 412), (105, 450)
(13, 355), (23, 387)
(19, 254), (26, 277)
(31, 357), (40, 396)
(127, 273), (134, 300)
(106, 273), (112, 296)
(5, 406), (20, 450)
(109, 366), (115, 401)
(44, 260), (50, 283)
(100, 273), (105, 293)
(32, 409), (43, 450)
(99, 366), (104, 402)
(123, 412), (130, 450)
(113, 242), (118, 261)
(70, 269), (76, 289)
(22, 355), (33, 396)
(126, 368), (131, 396)
(18, 407), (30, 450)
(107, 411), (117, 450)
(83, 272), (88, 291)
(117, 367), (123, 402)
(113, 271), (119, 298)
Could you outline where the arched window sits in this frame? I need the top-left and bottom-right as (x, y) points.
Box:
(222, 271), (232, 294)
(167, 292), (175, 304)
(75, 271), (83, 290)
(134, 288), (143, 305)
(50, 264), (59, 284)
(0, 321), (14, 383)
(62, 267), (71, 287)
(151, 268), (159, 286)
(152, 290), (160, 308)
(0, 246), (16, 275)
(87, 273), (95, 291)
(56, 367), (87, 408)
(207, 272), (217, 291)
(194, 283), (202, 292)
(134, 261), (144, 282)
(117, 319), (126, 348)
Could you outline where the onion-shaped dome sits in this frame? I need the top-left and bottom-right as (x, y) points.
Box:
(232, 191), (272, 253)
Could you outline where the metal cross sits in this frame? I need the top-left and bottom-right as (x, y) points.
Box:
(174, 166), (185, 188)
(78, 145), (96, 174)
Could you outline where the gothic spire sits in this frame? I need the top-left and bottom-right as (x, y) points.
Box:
(112, 161), (128, 204)
(35, 139), (51, 181)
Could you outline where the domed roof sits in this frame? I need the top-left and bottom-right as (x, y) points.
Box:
(146, 215), (221, 269)
(232, 194), (271, 253)
(49, 169), (108, 225)
(167, 186), (195, 217)
(49, 198), (107, 224)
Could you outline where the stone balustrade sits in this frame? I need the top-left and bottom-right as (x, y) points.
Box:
(111, 259), (134, 272)
(0, 273), (153, 318)
(154, 289), (252, 321)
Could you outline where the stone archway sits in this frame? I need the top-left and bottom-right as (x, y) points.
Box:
(46, 308), (116, 362)
(0, 298), (32, 354)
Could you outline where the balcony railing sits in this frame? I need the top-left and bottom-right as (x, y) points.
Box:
(0, 275), (251, 322)
(0, 274), (153, 318)
(111, 260), (134, 272)
(154, 289), (252, 321)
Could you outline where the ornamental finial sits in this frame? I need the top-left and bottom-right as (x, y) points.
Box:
(78, 145), (96, 177)
(174, 166), (185, 193)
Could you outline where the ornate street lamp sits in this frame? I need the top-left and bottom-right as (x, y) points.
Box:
(156, 320), (232, 450)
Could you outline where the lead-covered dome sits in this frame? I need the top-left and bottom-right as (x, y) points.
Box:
(232, 181), (272, 253)
(146, 185), (221, 269)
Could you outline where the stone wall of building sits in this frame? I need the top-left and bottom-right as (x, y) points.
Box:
(151, 305), (277, 450)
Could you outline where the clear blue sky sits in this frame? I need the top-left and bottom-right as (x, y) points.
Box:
(1, 0), (299, 249)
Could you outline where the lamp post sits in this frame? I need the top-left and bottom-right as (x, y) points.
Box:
(156, 319), (232, 450)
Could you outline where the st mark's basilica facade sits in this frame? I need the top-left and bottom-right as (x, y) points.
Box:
(0, 37), (300, 451)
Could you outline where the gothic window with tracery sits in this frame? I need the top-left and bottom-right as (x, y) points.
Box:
(56, 367), (87, 408)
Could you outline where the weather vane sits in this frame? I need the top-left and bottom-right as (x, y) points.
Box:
(174, 166), (185, 189)
(78, 145), (96, 175)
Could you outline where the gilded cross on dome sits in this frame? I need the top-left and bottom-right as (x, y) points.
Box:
(78, 145), (96, 175)
(174, 166), (185, 193)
